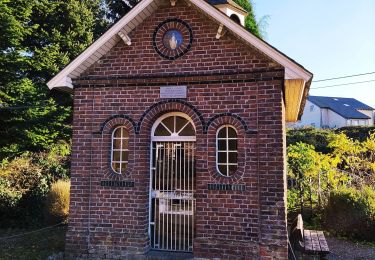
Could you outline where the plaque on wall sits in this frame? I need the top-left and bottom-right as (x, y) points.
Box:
(160, 85), (187, 98)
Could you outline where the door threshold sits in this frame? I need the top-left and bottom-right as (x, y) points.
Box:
(146, 250), (193, 259)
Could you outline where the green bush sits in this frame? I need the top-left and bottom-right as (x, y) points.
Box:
(45, 180), (70, 224)
(0, 153), (49, 226)
(336, 127), (375, 142)
(0, 178), (22, 209)
(0, 141), (70, 227)
(287, 188), (300, 214)
(287, 128), (332, 153)
(324, 186), (375, 241)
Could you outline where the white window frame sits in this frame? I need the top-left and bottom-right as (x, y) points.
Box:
(111, 126), (129, 174)
(216, 125), (238, 177)
(151, 112), (196, 142)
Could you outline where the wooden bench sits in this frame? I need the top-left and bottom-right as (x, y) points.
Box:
(290, 214), (329, 258)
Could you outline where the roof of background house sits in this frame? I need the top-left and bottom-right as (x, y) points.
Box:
(308, 96), (374, 119)
(206, 0), (247, 13)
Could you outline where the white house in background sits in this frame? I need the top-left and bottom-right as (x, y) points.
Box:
(293, 96), (375, 128)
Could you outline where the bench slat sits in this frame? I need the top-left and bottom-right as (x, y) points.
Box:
(317, 231), (329, 252)
(310, 230), (320, 251)
(304, 230), (313, 251)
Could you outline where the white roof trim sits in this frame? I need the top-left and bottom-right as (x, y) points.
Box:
(47, 0), (312, 90)
(47, 0), (156, 89)
(189, 0), (312, 81)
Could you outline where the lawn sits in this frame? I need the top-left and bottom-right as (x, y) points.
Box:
(0, 225), (66, 260)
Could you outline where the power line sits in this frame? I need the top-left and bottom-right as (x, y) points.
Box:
(0, 101), (71, 110)
(0, 222), (64, 240)
(311, 79), (375, 89)
(313, 71), (375, 82)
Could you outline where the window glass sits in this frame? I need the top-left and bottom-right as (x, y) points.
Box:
(218, 152), (227, 163)
(218, 128), (226, 138)
(162, 116), (174, 133)
(218, 140), (227, 150)
(218, 164), (227, 176)
(155, 124), (170, 136)
(179, 122), (195, 136)
(113, 151), (121, 161)
(216, 126), (238, 176)
(175, 116), (187, 133)
(228, 139), (237, 150)
(154, 115), (195, 137)
(111, 126), (129, 174)
(227, 127), (236, 138)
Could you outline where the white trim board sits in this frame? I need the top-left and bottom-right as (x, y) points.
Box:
(47, 0), (313, 90)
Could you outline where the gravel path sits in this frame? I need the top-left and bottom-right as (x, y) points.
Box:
(326, 236), (375, 260)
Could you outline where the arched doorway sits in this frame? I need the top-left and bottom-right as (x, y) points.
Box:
(149, 112), (196, 252)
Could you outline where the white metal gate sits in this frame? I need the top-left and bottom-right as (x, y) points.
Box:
(150, 141), (195, 252)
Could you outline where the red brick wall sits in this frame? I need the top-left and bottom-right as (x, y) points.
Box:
(66, 2), (287, 259)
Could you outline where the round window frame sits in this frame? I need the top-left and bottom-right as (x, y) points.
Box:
(152, 18), (193, 60)
(216, 124), (238, 177)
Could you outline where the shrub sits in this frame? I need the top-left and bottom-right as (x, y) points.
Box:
(0, 178), (22, 209)
(287, 128), (332, 153)
(0, 153), (49, 226)
(0, 141), (70, 227)
(45, 180), (70, 224)
(287, 188), (300, 214)
(336, 127), (375, 142)
(324, 186), (375, 241)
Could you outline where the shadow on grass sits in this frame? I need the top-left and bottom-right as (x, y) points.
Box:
(0, 224), (66, 260)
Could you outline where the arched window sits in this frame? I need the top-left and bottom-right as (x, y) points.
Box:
(216, 125), (238, 176)
(152, 112), (195, 142)
(111, 126), (129, 174)
(230, 14), (241, 25)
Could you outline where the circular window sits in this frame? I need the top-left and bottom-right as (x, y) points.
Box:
(153, 19), (193, 60)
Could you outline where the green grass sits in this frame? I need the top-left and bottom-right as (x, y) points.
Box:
(0, 225), (66, 260)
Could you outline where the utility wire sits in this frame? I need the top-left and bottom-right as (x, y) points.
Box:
(0, 102), (71, 110)
(0, 222), (64, 240)
(313, 71), (375, 82)
(311, 79), (375, 89)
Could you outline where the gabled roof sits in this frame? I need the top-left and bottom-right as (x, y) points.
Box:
(47, 0), (313, 122)
(47, 0), (312, 90)
(308, 96), (374, 119)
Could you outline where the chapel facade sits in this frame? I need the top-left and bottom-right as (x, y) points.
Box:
(48, 0), (312, 259)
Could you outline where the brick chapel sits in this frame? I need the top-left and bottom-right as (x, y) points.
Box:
(48, 0), (312, 258)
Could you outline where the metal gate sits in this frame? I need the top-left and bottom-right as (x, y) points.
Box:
(150, 141), (195, 252)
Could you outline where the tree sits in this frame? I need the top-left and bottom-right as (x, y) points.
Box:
(287, 142), (342, 214)
(0, 0), (103, 159)
(329, 132), (375, 186)
(101, 0), (138, 23)
(233, 0), (265, 38)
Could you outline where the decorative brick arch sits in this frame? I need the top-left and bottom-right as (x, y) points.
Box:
(137, 99), (205, 135)
(205, 112), (250, 134)
(206, 114), (248, 184)
(99, 114), (137, 134)
(99, 116), (136, 180)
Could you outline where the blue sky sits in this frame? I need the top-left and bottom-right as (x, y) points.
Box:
(254, 0), (375, 107)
